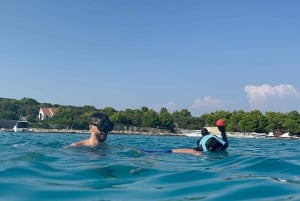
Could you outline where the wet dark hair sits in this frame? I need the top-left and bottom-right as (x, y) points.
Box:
(90, 112), (114, 133)
(201, 128), (209, 136)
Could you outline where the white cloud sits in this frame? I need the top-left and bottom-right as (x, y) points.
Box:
(190, 96), (231, 115)
(154, 101), (178, 113)
(244, 84), (300, 112)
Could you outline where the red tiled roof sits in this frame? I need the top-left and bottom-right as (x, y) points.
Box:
(40, 108), (57, 116)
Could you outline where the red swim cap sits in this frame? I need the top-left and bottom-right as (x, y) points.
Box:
(216, 119), (224, 126)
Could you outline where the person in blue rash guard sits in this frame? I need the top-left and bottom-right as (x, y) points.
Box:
(171, 119), (228, 155)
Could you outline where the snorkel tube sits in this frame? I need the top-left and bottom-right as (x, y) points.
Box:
(216, 118), (228, 150)
(216, 118), (224, 127)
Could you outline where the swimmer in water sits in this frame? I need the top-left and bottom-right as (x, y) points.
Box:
(70, 112), (114, 147)
(171, 119), (228, 155)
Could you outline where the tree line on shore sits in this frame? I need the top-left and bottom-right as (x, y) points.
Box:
(1, 97), (300, 134)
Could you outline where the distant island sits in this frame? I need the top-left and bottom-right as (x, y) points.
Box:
(1, 97), (300, 135)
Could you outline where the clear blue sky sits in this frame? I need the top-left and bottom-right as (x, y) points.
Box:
(1, 0), (300, 116)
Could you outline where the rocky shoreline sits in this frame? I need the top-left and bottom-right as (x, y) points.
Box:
(1, 127), (256, 138)
(2, 128), (298, 139)
(1, 128), (180, 136)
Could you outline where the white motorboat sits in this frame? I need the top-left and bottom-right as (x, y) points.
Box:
(266, 132), (277, 138)
(280, 132), (299, 139)
(251, 132), (267, 138)
(13, 121), (29, 132)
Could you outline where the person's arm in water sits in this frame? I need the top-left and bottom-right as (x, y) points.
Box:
(70, 139), (89, 147)
(171, 148), (203, 155)
(171, 135), (203, 155)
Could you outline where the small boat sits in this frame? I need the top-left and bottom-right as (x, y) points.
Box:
(280, 132), (299, 139)
(266, 132), (277, 138)
(251, 132), (267, 138)
(13, 121), (29, 132)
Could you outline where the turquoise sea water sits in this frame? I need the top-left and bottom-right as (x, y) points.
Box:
(1, 132), (300, 201)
